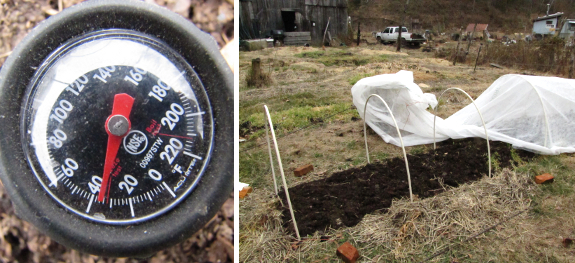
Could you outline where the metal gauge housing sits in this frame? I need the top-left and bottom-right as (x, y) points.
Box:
(0, 0), (233, 258)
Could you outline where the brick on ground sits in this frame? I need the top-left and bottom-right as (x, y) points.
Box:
(336, 242), (359, 263)
(535, 173), (554, 184)
(293, 164), (313, 177)
(239, 186), (252, 199)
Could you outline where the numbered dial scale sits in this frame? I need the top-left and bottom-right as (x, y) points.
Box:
(23, 30), (213, 223)
(0, 0), (232, 257)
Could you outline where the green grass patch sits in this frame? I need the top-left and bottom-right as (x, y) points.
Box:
(239, 151), (270, 187)
(351, 156), (365, 166)
(518, 156), (574, 197)
(245, 103), (353, 133)
(515, 155), (575, 217)
(510, 148), (525, 166)
(410, 146), (425, 155)
(317, 54), (388, 67)
(295, 50), (325, 58)
(346, 140), (357, 149)
(348, 73), (373, 85)
(373, 152), (389, 160)
(489, 152), (501, 171)
(295, 50), (389, 67)
(240, 91), (353, 128)
(295, 49), (350, 59)
(289, 64), (319, 73)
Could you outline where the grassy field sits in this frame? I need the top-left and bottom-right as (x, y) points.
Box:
(239, 40), (575, 262)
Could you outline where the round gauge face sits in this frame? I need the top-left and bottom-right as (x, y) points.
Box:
(21, 30), (213, 224)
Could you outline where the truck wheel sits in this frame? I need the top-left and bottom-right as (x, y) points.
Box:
(414, 42), (421, 48)
(534, 34), (543, 41)
(401, 38), (407, 47)
(376, 36), (382, 44)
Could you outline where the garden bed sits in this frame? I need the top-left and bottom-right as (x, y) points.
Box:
(280, 138), (536, 236)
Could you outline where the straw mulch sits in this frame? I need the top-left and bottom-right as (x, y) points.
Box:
(240, 168), (537, 262)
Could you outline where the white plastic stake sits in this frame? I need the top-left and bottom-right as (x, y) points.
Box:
(264, 118), (279, 195)
(363, 94), (413, 202)
(263, 105), (301, 240)
(433, 87), (491, 177)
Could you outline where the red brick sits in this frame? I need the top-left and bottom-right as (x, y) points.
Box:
(239, 186), (253, 199)
(336, 242), (359, 263)
(239, 188), (248, 199)
(535, 173), (554, 184)
(294, 164), (314, 177)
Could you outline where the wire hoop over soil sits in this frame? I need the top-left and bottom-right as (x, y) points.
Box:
(526, 84), (551, 148)
(363, 94), (413, 202)
(279, 139), (535, 237)
(263, 105), (301, 240)
(433, 88), (491, 177)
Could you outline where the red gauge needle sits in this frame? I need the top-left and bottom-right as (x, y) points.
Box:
(97, 93), (135, 202)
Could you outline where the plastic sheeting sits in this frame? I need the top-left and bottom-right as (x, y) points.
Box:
(352, 70), (575, 155)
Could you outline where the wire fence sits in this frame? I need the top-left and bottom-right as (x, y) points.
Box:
(438, 37), (575, 76)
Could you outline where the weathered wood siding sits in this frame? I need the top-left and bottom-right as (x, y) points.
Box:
(240, 0), (348, 45)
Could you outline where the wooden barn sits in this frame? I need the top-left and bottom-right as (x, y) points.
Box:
(239, 0), (348, 46)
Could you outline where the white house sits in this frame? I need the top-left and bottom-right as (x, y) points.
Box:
(559, 19), (575, 39)
(532, 12), (563, 39)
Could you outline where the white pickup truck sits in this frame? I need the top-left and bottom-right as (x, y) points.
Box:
(376, 26), (426, 47)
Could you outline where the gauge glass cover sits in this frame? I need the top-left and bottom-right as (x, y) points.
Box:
(21, 30), (214, 224)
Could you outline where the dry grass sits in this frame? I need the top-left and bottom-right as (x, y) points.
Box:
(435, 37), (575, 77)
(352, 168), (534, 262)
(240, 169), (540, 262)
(245, 67), (273, 88)
(240, 41), (575, 262)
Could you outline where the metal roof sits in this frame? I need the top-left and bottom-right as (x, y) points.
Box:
(534, 12), (563, 22)
(465, 24), (488, 32)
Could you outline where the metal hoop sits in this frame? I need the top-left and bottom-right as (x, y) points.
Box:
(433, 88), (491, 177)
(363, 94), (413, 202)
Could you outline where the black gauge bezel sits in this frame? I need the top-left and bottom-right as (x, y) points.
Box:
(0, 0), (232, 258)
(21, 29), (215, 224)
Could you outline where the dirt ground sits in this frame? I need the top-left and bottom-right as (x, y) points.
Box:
(240, 36), (575, 262)
(280, 139), (535, 237)
(0, 0), (233, 262)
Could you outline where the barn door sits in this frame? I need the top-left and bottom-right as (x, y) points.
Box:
(282, 11), (296, 32)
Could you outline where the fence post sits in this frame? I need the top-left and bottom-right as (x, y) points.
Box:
(466, 23), (477, 55)
(250, 58), (261, 85)
(474, 43), (483, 72)
(357, 22), (361, 46)
(570, 49), (574, 79)
(454, 27), (462, 66)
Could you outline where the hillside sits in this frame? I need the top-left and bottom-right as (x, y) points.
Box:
(349, 0), (575, 34)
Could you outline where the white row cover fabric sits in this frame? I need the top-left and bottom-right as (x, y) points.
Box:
(351, 70), (575, 155)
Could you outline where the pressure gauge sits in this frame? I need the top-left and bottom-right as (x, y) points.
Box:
(0, 0), (233, 258)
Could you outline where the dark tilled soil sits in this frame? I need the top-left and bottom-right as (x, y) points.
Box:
(280, 139), (536, 237)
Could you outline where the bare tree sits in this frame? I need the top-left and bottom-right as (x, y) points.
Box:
(397, 0), (410, 52)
